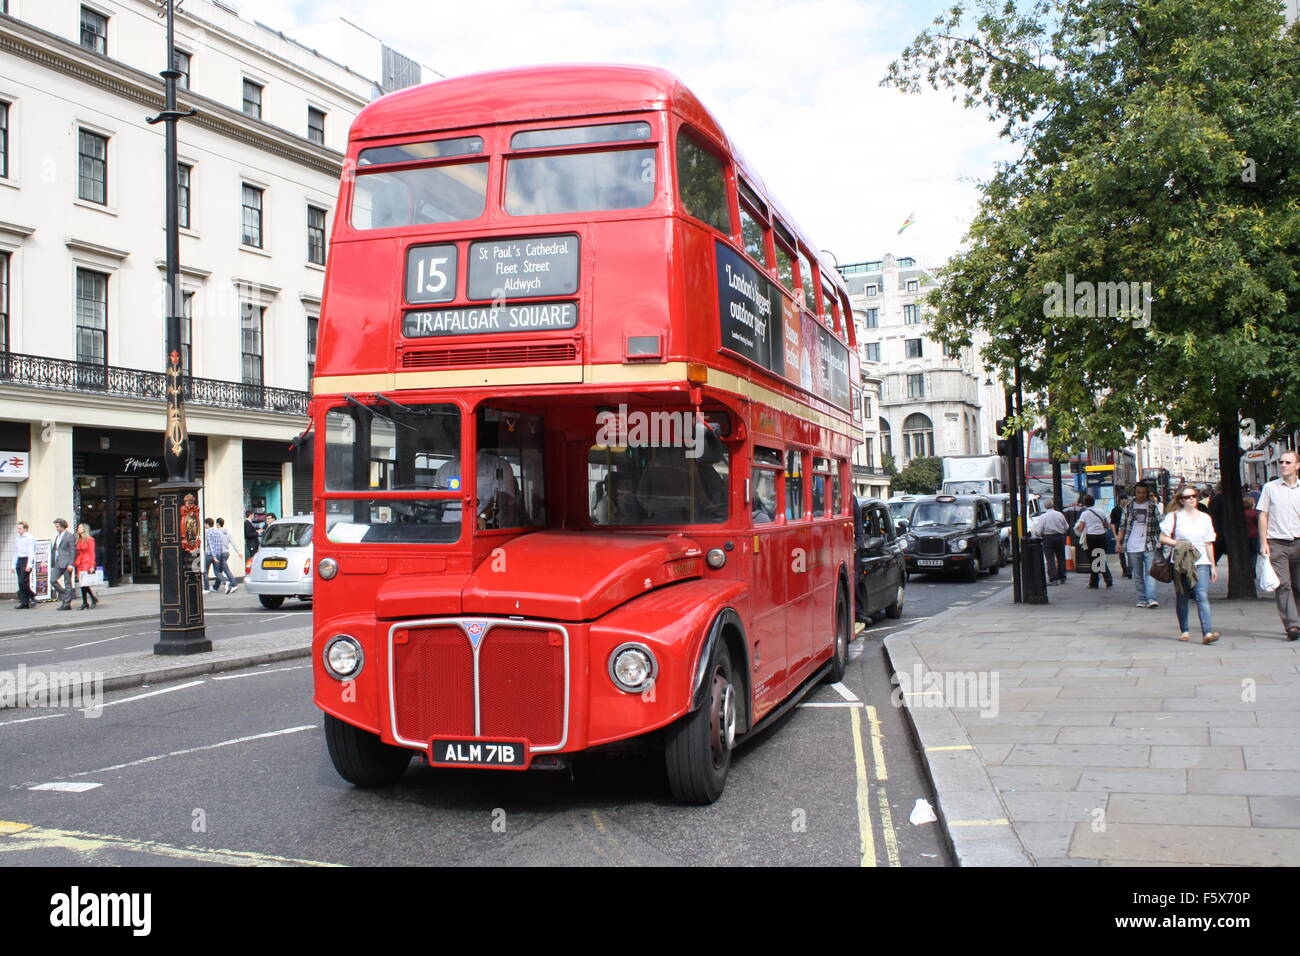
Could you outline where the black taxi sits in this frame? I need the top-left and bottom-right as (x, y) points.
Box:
(901, 494), (1002, 582)
(852, 497), (906, 623)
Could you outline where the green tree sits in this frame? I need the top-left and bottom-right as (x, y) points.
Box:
(894, 456), (943, 494)
(882, 452), (898, 477)
(886, 0), (1300, 598)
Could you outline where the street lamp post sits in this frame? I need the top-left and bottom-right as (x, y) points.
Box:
(149, 0), (208, 655)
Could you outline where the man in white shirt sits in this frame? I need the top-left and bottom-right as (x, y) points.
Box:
(12, 520), (35, 609)
(1038, 499), (1070, 584)
(1259, 449), (1300, 640)
(434, 450), (519, 528)
(1073, 493), (1113, 588)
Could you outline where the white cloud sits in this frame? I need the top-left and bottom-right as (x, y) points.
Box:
(249, 0), (1015, 269)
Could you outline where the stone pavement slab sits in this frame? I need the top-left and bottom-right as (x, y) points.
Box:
(884, 568), (1300, 865)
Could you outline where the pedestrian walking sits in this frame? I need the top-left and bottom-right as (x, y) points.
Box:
(1111, 494), (1131, 577)
(50, 519), (77, 611)
(1243, 495), (1260, 557)
(1038, 498), (1070, 584)
(244, 511), (260, 558)
(1159, 484), (1219, 644)
(74, 524), (99, 609)
(12, 520), (35, 609)
(1117, 483), (1162, 608)
(203, 517), (219, 591)
(1258, 449), (1300, 641)
(204, 518), (238, 593)
(215, 517), (241, 594)
(1074, 494), (1114, 588)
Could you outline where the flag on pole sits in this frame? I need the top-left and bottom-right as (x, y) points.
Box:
(897, 212), (915, 235)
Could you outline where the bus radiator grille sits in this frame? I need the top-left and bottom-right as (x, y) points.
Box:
(401, 342), (577, 369)
(394, 626), (475, 741)
(478, 627), (566, 749)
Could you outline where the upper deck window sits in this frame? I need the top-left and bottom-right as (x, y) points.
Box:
(351, 161), (488, 230)
(511, 122), (651, 150)
(773, 221), (796, 290)
(357, 136), (484, 167)
(676, 128), (733, 233)
(505, 148), (656, 216)
(797, 250), (818, 312)
(738, 178), (769, 266)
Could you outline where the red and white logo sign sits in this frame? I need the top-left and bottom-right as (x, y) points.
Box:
(0, 452), (29, 481)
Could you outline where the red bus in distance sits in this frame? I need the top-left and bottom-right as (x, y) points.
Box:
(310, 64), (864, 803)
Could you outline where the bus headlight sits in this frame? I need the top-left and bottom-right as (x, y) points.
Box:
(609, 643), (657, 693)
(706, 548), (727, 569)
(318, 557), (338, 580)
(323, 635), (363, 680)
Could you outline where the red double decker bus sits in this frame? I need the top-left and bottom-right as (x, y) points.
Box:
(309, 65), (863, 803)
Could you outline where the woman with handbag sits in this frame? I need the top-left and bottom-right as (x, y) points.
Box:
(1158, 485), (1219, 644)
(74, 523), (99, 610)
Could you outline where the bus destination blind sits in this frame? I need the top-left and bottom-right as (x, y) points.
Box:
(403, 301), (578, 337)
(467, 234), (580, 300)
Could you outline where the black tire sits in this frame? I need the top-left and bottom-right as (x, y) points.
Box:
(885, 580), (905, 619)
(258, 594), (286, 609)
(964, 560), (980, 583)
(665, 642), (736, 804)
(824, 585), (850, 684)
(324, 713), (412, 787)
(987, 554), (1000, 576)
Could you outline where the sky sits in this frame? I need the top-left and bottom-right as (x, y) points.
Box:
(248, 0), (1016, 272)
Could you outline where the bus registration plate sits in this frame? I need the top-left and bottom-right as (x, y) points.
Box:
(430, 737), (530, 770)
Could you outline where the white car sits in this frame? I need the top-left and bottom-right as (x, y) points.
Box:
(886, 495), (923, 530)
(245, 515), (314, 609)
(987, 493), (1044, 565)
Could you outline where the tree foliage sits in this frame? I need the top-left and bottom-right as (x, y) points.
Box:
(893, 456), (943, 494)
(885, 0), (1300, 596)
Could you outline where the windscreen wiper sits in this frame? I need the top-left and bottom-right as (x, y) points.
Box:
(344, 394), (417, 432)
(375, 393), (439, 418)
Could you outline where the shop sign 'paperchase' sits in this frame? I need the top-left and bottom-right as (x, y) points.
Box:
(468, 234), (579, 300)
(404, 302), (578, 338)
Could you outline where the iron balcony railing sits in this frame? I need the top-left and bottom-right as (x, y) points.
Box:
(0, 351), (308, 416)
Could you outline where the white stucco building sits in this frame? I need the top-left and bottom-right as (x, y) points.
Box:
(0, 1), (432, 591)
(840, 254), (1002, 476)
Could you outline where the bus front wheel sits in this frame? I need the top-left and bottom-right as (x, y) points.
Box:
(324, 713), (412, 787)
(665, 642), (735, 805)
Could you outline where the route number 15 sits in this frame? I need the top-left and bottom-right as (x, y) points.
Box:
(406, 243), (458, 304)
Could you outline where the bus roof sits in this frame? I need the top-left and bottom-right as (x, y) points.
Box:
(348, 63), (845, 299)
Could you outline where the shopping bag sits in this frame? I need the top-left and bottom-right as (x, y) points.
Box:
(79, 569), (104, 588)
(1257, 554), (1281, 593)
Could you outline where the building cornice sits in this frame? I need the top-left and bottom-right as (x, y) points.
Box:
(0, 15), (344, 178)
(0, 219), (35, 239)
(66, 237), (130, 260)
(154, 258), (213, 280)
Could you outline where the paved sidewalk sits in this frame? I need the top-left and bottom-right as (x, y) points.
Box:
(0, 584), (256, 637)
(886, 565), (1300, 866)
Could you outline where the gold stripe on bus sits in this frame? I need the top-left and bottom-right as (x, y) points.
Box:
(314, 363), (863, 439)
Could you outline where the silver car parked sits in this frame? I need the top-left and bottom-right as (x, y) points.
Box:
(245, 515), (313, 609)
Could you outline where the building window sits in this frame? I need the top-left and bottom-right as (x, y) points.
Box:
(307, 205), (327, 265)
(307, 107), (326, 145)
(906, 279), (919, 292)
(166, 291), (193, 376)
(0, 251), (9, 353)
(864, 307), (878, 328)
(903, 412), (934, 460)
(173, 49), (191, 89)
(78, 129), (107, 205)
(943, 341), (959, 358)
(863, 437), (875, 468)
(177, 163), (191, 229)
(905, 338), (923, 358)
(903, 303), (920, 325)
(865, 342), (880, 362)
(80, 6), (107, 54)
(75, 268), (108, 366)
(307, 314), (318, 384)
(866, 283), (878, 296)
(0, 100), (9, 179)
(906, 373), (925, 399)
(240, 301), (264, 386)
(241, 184), (263, 248)
(242, 79), (263, 119)
(879, 418), (892, 460)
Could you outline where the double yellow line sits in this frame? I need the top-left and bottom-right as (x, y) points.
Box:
(849, 704), (900, 867)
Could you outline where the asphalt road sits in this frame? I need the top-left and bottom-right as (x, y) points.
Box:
(0, 601), (313, 668)
(0, 574), (1007, 866)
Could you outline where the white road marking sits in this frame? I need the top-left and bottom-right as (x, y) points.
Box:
(0, 649), (54, 658)
(212, 665), (309, 681)
(28, 781), (102, 792)
(99, 681), (206, 709)
(67, 725), (318, 778)
(63, 636), (127, 650)
(831, 681), (860, 702)
(0, 713), (69, 727)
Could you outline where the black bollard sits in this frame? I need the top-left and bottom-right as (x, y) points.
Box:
(1021, 537), (1050, 604)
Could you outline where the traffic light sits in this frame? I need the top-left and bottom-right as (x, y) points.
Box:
(996, 418), (1011, 457)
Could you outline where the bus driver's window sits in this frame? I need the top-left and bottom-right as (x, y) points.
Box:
(752, 447), (781, 524)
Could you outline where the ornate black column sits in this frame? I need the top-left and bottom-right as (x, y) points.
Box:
(150, 0), (208, 654)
